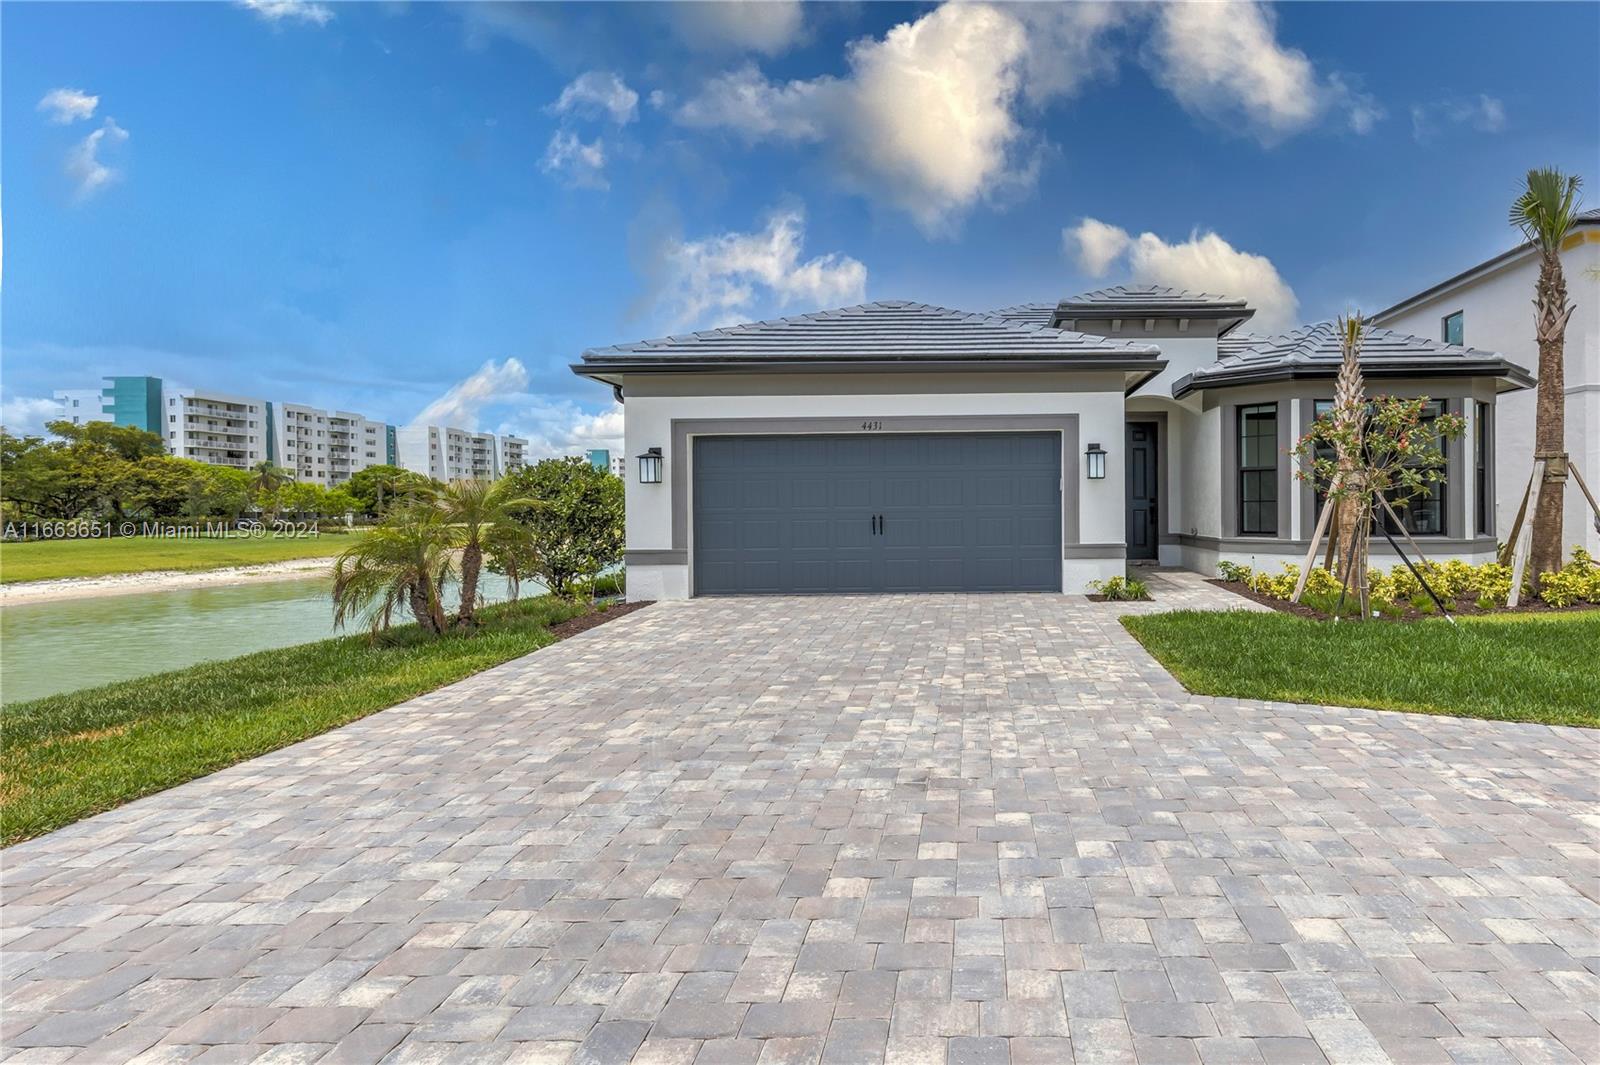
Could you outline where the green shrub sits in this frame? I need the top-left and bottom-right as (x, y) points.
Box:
(1539, 548), (1600, 608)
(1216, 561), (1253, 583)
(1090, 575), (1150, 601)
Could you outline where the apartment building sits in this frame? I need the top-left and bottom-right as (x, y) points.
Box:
(395, 425), (525, 480)
(277, 404), (390, 487)
(499, 435), (528, 474)
(52, 376), (394, 485)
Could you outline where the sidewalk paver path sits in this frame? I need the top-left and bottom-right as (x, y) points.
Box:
(4, 586), (1598, 1064)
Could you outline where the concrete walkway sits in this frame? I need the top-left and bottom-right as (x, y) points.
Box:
(3, 585), (1597, 1064)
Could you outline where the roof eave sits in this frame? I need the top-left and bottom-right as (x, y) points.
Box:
(574, 356), (1167, 379)
(1170, 359), (1536, 400)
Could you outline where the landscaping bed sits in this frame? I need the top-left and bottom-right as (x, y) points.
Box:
(1123, 608), (1599, 728)
(1, 595), (650, 845)
(1209, 578), (1595, 622)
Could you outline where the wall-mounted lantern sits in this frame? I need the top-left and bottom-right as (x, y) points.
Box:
(637, 447), (663, 484)
(1085, 442), (1107, 480)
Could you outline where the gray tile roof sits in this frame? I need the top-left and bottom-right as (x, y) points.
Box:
(985, 302), (1056, 326)
(1216, 330), (1267, 357)
(576, 301), (1163, 377)
(1172, 321), (1535, 398)
(1055, 284), (1255, 332)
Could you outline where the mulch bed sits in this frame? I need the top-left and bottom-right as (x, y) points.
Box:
(548, 600), (654, 640)
(1086, 594), (1152, 603)
(1208, 579), (1596, 622)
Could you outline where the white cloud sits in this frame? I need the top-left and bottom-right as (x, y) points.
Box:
(643, 208), (867, 331)
(1068, 218), (1132, 277)
(670, 1), (806, 56)
(37, 88), (98, 124)
(498, 401), (625, 462)
(65, 118), (130, 201)
(1147, 1), (1379, 143)
(239, 0), (333, 25)
(1, 397), (65, 435)
(549, 71), (639, 126)
(1411, 94), (1507, 141)
(677, 3), (1116, 232)
(411, 358), (529, 431)
(540, 131), (609, 190)
(1066, 218), (1300, 333)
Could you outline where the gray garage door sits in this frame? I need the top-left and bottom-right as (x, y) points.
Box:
(692, 432), (1062, 595)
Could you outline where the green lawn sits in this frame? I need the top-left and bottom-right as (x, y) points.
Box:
(0, 531), (365, 584)
(1, 595), (592, 845)
(1122, 609), (1599, 728)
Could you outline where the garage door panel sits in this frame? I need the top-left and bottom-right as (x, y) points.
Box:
(693, 432), (1062, 595)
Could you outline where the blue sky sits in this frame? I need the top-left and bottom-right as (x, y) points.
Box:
(4, 1), (1596, 455)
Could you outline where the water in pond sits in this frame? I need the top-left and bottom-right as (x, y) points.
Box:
(1, 571), (534, 705)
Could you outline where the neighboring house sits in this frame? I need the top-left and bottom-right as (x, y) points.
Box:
(574, 287), (1532, 600)
(1373, 208), (1600, 555)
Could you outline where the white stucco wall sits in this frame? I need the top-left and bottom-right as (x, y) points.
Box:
(618, 371), (1132, 599)
(1376, 229), (1600, 554)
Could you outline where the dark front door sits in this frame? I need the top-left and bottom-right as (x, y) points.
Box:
(692, 432), (1063, 595)
(1125, 422), (1159, 560)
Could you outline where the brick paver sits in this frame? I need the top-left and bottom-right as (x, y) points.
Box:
(4, 581), (1597, 1063)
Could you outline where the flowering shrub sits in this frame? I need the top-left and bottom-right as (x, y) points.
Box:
(1217, 561), (1253, 583)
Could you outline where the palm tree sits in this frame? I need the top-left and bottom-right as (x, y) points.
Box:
(435, 477), (532, 627)
(1509, 168), (1584, 584)
(1330, 313), (1368, 600)
(331, 503), (456, 636)
(249, 461), (291, 522)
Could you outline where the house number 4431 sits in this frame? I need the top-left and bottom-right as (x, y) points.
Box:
(859, 420), (884, 431)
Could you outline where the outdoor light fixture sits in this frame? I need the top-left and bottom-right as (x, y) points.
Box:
(638, 447), (663, 484)
(1085, 442), (1107, 480)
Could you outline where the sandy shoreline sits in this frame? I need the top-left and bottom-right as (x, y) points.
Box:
(2, 556), (337, 605)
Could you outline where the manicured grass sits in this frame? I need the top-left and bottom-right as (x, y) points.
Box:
(0, 531), (368, 584)
(1122, 609), (1600, 728)
(1, 595), (591, 844)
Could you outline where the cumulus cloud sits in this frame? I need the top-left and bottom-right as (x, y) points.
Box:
(1147, 1), (1378, 143)
(37, 88), (98, 124)
(1411, 94), (1506, 141)
(670, 1), (806, 56)
(411, 358), (529, 431)
(641, 208), (867, 331)
(65, 118), (130, 201)
(677, 4), (1103, 232)
(1, 397), (65, 436)
(498, 401), (625, 462)
(238, 0), (333, 25)
(549, 71), (639, 126)
(1069, 218), (1133, 277)
(1066, 218), (1300, 333)
(540, 131), (609, 190)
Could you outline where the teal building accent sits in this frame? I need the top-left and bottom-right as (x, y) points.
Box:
(587, 448), (610, 471)
(264, 402), (277, 463)
(100, 376), (164, 432)
(386, 425), (397, 465)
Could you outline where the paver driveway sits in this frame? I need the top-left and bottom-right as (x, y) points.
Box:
(4, 584), (1599, 1065)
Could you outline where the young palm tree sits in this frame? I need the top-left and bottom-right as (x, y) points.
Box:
(331, 503), (456, 636)
(1330, 313), (1368, 599)
(1510, 168), (1584, 583)
(435, 477), (533, 627)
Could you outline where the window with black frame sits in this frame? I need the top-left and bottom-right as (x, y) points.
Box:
(1476, 401), (1491, 535)
(1237, 403), (1278, 536)
(1309, 398), (1447, 536)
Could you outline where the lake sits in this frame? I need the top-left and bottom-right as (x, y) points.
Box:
(1, 571), (529, 705)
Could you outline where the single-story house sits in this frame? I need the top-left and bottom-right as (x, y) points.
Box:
(573, 285), (1533, 600)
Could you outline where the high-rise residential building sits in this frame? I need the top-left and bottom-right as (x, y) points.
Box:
(51, 375), (394, 485)
(165, 387), (272, 470)
(52, 389), (105, 426)
(499, 435), (528, 474)
(396, 425), (525, 480)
